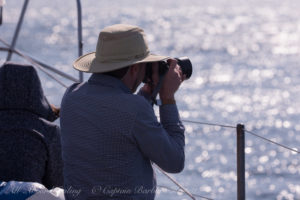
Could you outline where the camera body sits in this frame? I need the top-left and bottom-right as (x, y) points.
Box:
(143, 57), (192, 84)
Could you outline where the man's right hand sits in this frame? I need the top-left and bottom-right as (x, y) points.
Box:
(159, 59), (185, 102)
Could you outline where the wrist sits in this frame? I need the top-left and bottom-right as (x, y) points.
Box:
(160, 93), (175, 100)
(160, 98), (176, 105)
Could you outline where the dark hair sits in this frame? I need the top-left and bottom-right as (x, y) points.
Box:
(102, 66), (130, 80)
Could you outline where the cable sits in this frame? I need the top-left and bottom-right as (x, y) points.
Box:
(157, 185), (214, 200)
(181, 119), (236, 129)
(181, 119), (299, 154)
(16, 49), (68, 88)
(245, 130), (300, 154)
(0, 39), (68, 88)
(154, 164), (196, 200)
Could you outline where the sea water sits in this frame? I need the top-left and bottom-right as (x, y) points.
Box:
(1, 0), (299, 199)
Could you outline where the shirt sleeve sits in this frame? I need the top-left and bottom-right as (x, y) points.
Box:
(132, 100), (185, 173)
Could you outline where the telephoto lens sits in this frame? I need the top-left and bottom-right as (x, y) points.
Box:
(143, 57), (193, 83)
(175, 57), (193, 80)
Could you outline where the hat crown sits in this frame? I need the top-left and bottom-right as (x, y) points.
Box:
(73, 24), (169, 73)
(96, 24), (150, 62)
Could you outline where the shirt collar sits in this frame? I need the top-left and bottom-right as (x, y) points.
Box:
(88, 73), (132, 94)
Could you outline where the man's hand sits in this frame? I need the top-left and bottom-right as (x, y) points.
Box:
(140, 59), (185, 102)
(159, 59), (185, 101)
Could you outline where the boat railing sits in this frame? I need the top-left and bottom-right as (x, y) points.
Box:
(0, 1), (299, 200)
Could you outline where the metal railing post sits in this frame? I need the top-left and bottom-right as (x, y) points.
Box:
(6, 0), (29, 61)
(236, 124), (246, 200)
(76, 0), (83, 82)
(0, 2), (3, 25)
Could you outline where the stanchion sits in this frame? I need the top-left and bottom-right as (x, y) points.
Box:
(76, 0), (83, 82)
(0, 2), (3, 25)
(0, 0), (4, 25)
(6, 0), (29, 61)
(236, 124), (245, 200)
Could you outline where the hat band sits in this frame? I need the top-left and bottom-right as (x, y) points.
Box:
(97, 51), (150, 63)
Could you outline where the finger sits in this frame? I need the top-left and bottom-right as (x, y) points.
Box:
(177, 64), (183, 77)
(167, 58), (177, 69)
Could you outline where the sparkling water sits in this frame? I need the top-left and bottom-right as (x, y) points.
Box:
(1, 0), (300, 199)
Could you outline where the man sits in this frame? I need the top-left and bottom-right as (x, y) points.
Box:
(60, 24), (185, 200)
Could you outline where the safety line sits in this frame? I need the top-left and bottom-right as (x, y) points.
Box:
(181, 119), (236, 129)
(0, 39), (68, 88)
(157, 184), (214, 200)
(245, 130), (300, 154)
(154, 164), (196, 200)
(181, 119), (299, 154)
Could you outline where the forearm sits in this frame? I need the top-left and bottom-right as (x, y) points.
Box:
(133, 99), (185, 173)
(159, 104), (185, 136)
(159, 104), (185, 172)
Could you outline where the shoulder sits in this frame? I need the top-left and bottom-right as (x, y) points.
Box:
(60, 82), (87, 113)
(61, 82), (84, 102)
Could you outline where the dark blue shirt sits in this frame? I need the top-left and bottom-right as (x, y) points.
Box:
(60, 74), (185, 200)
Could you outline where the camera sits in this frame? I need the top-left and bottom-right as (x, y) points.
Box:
(143, 57), (192, 84)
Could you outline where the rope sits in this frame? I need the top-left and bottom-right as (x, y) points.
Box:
(0, 38), (68, 88)
(245, 130), (300, 154)
(157, 185), (214, 200)
(180, 119), (299, 154)
(181, 119), (236, 129)
(154, 164), (196, 200)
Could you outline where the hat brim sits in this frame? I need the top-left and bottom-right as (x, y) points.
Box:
(73, 52), (170, 73)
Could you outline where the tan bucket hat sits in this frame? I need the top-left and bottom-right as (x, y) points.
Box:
(73, 24), (169, 73)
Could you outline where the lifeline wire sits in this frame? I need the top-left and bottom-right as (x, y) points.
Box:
(154, 164), (196, 200)
(157, 185), (214, 200)
(181, 119), (236, 129)
(0, 38), (68, 88)
(180, 119), (299, 154)
(245, 130), (300, 154)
